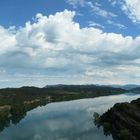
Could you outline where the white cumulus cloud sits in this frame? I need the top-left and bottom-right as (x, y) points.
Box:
(0, 9), (140, 86)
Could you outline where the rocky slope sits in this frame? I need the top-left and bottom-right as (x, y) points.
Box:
(99, 98), (140, 140)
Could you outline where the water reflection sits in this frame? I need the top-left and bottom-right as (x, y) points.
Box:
(0, 100), (47, 132)
(0, 93), (140, 140)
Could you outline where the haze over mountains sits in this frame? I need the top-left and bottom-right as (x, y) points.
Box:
(111, 84), (140, 90)
(44, 84), (140, 90)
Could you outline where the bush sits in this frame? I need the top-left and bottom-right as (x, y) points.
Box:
(120, 129), (131, 140)
(103, 122), (111, 136)
(93, 112), (100, 126)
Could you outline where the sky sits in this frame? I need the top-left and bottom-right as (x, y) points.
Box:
(0, 0), (140, 87)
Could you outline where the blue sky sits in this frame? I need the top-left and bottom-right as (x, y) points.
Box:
(0, 0), (140, 87)
(0, 0), (140, 37)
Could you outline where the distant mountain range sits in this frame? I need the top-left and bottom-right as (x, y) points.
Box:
(112, 84), (140, 90)
(44, 84), (140, 90)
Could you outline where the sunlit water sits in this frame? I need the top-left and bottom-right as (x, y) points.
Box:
(0, 93), (140, 140)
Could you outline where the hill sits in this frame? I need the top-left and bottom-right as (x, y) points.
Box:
(97, 98), (140, 140)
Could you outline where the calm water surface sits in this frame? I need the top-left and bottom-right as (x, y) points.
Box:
(0, 93), (140, 140)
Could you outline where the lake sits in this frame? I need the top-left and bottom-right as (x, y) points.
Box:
(0, 93), (140, 140)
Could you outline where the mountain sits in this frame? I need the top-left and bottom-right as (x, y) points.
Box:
(130, 87), (140, 93)
(43, 84), (126, 94)
(44, 84), (66, 88)
(112, 84), (140, 90)
(44, 84), (140, 91)
(0, 85), (126, 107)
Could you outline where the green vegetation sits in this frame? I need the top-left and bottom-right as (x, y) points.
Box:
(120, 129), (131, 140)
(102, 122), (111, 136)
(93, 112), (111, 136)
(93, 112), (100, 127)
(97, 98), (140, 140)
